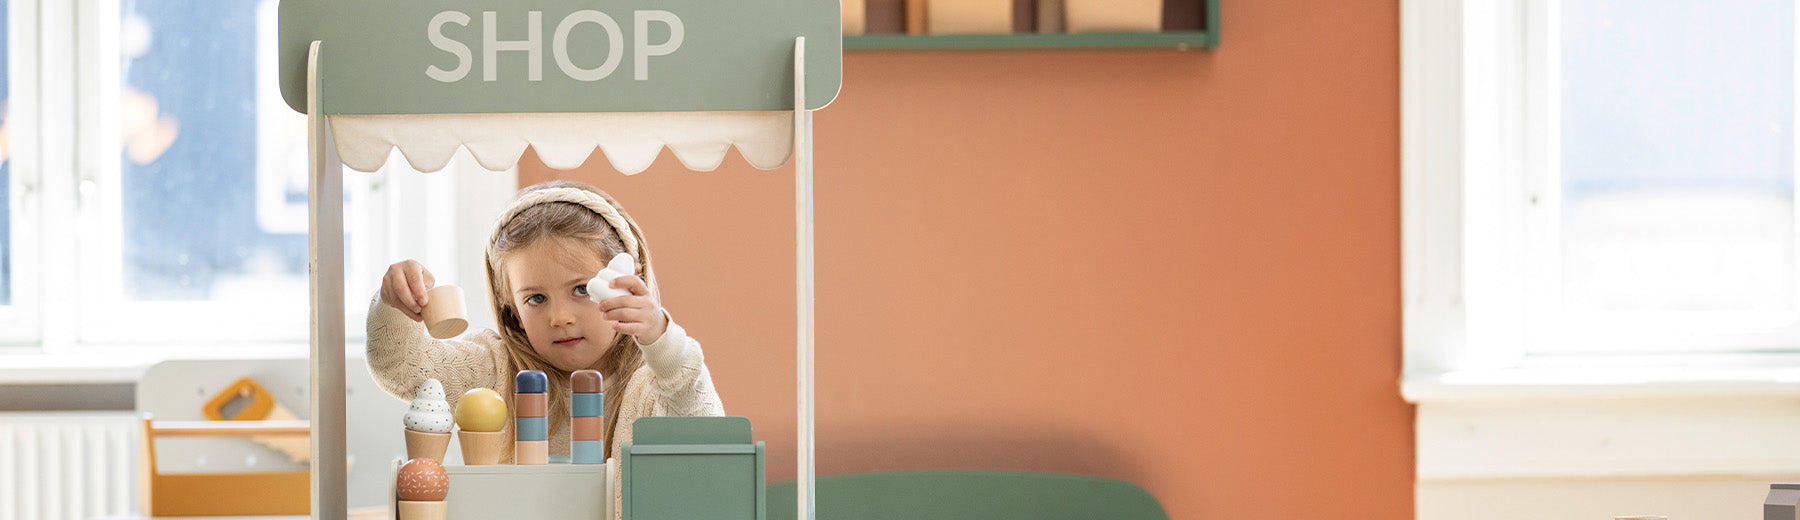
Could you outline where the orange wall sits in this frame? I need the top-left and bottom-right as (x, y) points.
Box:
(521, 0), (1408, 517)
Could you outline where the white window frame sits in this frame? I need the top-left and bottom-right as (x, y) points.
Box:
(0, 0), (514, 381)
(1404, 0), (1530, 382)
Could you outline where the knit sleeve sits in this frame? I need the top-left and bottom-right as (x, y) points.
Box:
(365, 293), (511, 408)
(639, 319), (726, 417)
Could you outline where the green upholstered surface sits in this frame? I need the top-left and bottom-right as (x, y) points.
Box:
(768, 470), (1168, 520)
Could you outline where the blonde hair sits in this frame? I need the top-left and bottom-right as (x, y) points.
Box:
(485, 180), (657, 459)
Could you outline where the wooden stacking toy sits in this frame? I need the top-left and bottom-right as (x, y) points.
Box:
(514, 370), (549, 465)
(571, 370), (605, 464)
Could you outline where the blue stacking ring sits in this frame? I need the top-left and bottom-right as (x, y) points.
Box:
(572, 440), (605, 464)
(515, 370), (548, 394)
(515, 416), (549, 441)
(572, 393), (604, 417)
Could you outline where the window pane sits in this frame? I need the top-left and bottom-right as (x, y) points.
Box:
(1559, 2), (1794, 323)
(1, 0), (10, 307)
(118, 0), (319, 307)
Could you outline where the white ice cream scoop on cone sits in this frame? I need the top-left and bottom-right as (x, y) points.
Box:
(402, 379), (455, 462)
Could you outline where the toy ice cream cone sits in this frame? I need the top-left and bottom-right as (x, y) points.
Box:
(396, 457), (448, 520)
(398, 500), (447, 520)
(402, 379), (455, 462)
(454, 387), (508, 465)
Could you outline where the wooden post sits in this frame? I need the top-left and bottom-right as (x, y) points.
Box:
(307, 40), (349, 520)
(793, 36), (816, 520)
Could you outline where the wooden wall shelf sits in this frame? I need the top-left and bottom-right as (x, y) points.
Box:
(846, 30), (1215, 51)
(844, 0), (1217, 52)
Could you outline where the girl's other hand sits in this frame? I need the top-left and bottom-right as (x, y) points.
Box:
(599, 275), (667, 343)
(381, 260), (436, 322)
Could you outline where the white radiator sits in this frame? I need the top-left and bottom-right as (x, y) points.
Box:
(0, 412), (137, 520)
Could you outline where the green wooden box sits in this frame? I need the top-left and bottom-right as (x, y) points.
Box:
(621, 417), (766, 520)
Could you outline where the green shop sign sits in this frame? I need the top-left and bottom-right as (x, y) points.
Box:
(279, 0), (843, 115)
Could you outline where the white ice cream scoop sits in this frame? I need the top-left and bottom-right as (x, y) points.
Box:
(402, 379), (454, 434)
(586, 253), (636, 302)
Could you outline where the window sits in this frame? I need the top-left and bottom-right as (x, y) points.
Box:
(1, 0), (32, 345)
(0, 0), (505, 375)
(67, 0), (377, 344)
(54, 0), (378, 341)
(1534, 0), (1798, 355)
(1406, 0), (1800, 377)
(1410, 4), (1799, 517)
(1, 0), (11, 309)
(0, 0), (394, 353)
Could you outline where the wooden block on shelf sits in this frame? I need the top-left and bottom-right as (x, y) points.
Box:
(926, 0), (1011, 34)
(515, 440), (549, 465)
(1036, 0), (1063, 33)
(1064, 0), (1162, 33)
(1162, 0), (1203, 31)
(1013, 0), (1036, 32)
(573, 415), (603, 440)
(866, 0), (906, 34)
(843, 0), (867, 35)
(905, 0), (927, 35)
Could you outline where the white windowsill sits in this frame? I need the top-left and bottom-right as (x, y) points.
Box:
(1404, 359), (1800, 403)
(1409, 353), (1800, 481)
(0, 341), (361, 384)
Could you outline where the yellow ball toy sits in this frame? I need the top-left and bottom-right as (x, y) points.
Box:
(454, 388), (507, 433)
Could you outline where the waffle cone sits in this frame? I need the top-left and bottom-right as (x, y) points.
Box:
(404, 429), (450, 462)
(458, 430), (505, 465)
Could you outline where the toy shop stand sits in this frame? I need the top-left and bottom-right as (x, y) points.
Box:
(277, 1), (841, 519)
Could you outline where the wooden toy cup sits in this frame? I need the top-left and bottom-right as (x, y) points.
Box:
(398, 500), (446, 520)
(457, 430), (505, 465)
(404, 430), (450, 463)
(422, 285), (468, 339)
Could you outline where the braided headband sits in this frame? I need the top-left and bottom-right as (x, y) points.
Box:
(487, 187), (640, 260)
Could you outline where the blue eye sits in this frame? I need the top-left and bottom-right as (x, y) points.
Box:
(574, 285), (590, 297)
(525, 294), (546, 306)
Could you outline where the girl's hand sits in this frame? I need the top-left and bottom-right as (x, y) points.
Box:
(598, 275), (667, 343)
(380, 260), (436, 322)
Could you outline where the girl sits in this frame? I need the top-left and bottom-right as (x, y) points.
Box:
(366, 180), (725, 469)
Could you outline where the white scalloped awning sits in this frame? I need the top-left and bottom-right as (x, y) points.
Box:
(328, 111), (794, 174)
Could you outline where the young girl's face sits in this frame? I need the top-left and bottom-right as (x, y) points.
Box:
(503, 237), (618, 372)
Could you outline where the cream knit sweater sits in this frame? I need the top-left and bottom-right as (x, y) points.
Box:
(365, 294), (725, 513)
